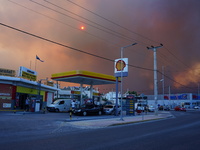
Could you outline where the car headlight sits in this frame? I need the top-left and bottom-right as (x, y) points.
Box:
(77, 109), (81, 112)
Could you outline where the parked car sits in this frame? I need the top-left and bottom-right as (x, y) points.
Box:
(148, 105), (155, 112)
(47, 99), (71, 112)
(73, 104), (103, 116)
(103, 105), (121, 115)
(158, 106), (164, 110)
(163, 106), (170, 111)
(174, 106), (186, 112)
(103, 105), (115, 115)
(194, 106), (200, 109)
(136, 106), (145, 112)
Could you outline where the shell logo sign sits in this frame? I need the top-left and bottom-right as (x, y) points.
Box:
(116, 60), (126, 71)
(114, 58), (128, 77)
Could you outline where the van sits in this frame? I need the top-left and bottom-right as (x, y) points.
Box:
(47, 99), (71, 112)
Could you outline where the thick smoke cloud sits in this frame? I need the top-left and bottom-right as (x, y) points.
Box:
(0, 0), (200, 94)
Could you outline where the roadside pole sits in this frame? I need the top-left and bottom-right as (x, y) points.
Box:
(69, 107), (72, 120)
(115, 77), (119, 116)
(147, 44), (163, 115)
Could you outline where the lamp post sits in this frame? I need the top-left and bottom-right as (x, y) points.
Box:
(147, 44), (163, 115)
(120, 43), (137, 121)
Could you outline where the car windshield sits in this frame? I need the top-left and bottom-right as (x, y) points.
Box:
(104, 105), (114, 108)
(52, 100), (60, 104)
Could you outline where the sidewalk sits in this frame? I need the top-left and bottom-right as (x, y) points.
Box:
(66, 111), (173, 129)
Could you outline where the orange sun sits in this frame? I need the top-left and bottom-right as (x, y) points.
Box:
(80, 26), (85, 30)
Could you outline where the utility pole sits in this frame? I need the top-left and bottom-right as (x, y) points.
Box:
(162, 66), (165, 107)
(169, 85), (171, 108)
(147, 44), (163, 115)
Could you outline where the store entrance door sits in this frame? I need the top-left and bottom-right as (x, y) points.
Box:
(19, 94), (28, 110)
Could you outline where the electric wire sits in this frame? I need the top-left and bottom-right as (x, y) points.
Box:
(44, 0), (192, 71)
(24, 0), (190, 71)
(5, 1), (198, 93)
(0, 22), (153, 72)
(30, 0), (146, 46)
(157, 70), (194, 90)
(66, 0), (160, 45)
(66, 0), (191, 70)
(7, 0), (154, 70)
(44, 0), (151, 46)
(0, 22), (195, 93)
(7, 0), (132, 48)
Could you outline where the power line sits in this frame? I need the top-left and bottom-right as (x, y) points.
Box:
(30, 0), (145, 45)
(14, 0), (190, 71)
(4, 1), (198, 89)
(44, 0), (152, 46)
(0, 22), (153, 72)
(0, 22), (195, 93)
(157, 70), (194, 90)
(66, 0), (160, 45)
(163, 46), (190, 68)
(65, 0), (192, 71)
(7, 0), (123, 48)
(7, 0), (153, 69)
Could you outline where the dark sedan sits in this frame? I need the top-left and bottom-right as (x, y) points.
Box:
(73, 104), (103, 116)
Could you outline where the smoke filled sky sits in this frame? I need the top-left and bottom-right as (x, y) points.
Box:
(0, 0), (200, 94)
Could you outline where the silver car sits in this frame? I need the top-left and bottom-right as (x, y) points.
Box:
(148, 106), (155, 112)
(103, 105), (115, 115)
(103, 105), (121, 115)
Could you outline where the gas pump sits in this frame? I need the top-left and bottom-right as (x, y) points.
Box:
(35, 100), (40, 112)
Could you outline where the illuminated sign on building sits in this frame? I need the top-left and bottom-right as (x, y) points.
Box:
(44, 81), (54, 87)
(0, 68), (15, 77)
(18, 66), (37, 81)
(164, 94), (188, 100)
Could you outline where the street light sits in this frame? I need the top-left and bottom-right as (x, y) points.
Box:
(120, 43), (137, 121)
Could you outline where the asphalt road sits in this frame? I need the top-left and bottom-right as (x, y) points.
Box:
(0, 110), (200, 150)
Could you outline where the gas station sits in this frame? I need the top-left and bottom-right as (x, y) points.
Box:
(51, 70), (118, 105)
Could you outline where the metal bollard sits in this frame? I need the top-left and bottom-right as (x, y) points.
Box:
(43, 107), (46, 114)
(14, 106), (16, 114)
(69, 107), (72, 120)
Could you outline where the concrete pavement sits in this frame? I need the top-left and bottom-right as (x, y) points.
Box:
(66, 111), (173, 129)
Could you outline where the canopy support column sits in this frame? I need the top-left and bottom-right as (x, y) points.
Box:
(80, 83), (83, 105)
(90, 84), (93, 99)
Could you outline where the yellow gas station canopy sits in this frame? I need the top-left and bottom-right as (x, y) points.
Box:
(51, 70), (119, 85)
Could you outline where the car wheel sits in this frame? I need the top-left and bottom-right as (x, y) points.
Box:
(55, 108), (60, 112)
(98, 111), (102, 115)
(111, 111), (114, 115)
(83, 111), (87, 116)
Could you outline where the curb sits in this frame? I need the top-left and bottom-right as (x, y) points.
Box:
(109, 118), (164, 126)
(66, 113), (173, 129)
